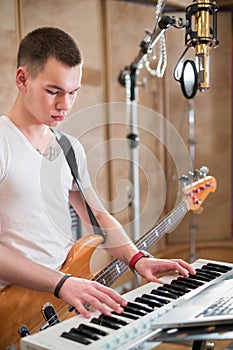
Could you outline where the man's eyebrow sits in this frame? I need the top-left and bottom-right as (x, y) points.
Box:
(46, 84), (81, 92)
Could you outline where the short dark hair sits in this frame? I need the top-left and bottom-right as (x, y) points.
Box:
(17, 27), (82, 76)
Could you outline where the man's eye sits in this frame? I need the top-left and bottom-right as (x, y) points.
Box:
(69, 90), (77, 96)
(46, 89), (57, 95)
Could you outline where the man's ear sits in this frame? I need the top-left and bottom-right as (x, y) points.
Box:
(16, 67), (28, 90)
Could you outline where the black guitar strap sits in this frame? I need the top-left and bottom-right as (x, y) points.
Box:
(52, 129), (106, 241)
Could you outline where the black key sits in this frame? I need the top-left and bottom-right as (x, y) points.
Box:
(167, 280), (191, 294)
(158, 284), (186, 297)
(177, 277), (203, 287)
(70, 327), (99, 341)
(111, 311), (139, 320)
(192, 271), (213, 282)
(200, 266), (222, 276)
(134, 296), (163, 308)
(170, 280), (192, 292)
(127, 301), (153, 313)
(202, 264), (228, 274)
(188, 273), (211, 283)
(61, 331), (91, 345)
(171, 280), (198, 291)
(123, 305), (147, 317)
(207, 262), (232, 272)
(78, 323), (108, 336)
(142, 293), (170, 305)
(151, 288), (178, 299)
(91, 317), (120, 330)
(195, 271), (217, 281)
(98, 314), (128, 326)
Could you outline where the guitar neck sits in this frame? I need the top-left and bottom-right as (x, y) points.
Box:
(93, 200), (189, 287)
(136, 200), (189, 250)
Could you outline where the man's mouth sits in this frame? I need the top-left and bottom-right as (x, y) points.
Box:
(51, 115), (65, 121)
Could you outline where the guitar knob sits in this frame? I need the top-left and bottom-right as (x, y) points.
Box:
(18, 325), (30, 337)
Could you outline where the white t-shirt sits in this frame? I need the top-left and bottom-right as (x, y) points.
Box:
(0, 116), (91, 289)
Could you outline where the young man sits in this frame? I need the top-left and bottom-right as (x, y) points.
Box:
(0, 27), (195, 319)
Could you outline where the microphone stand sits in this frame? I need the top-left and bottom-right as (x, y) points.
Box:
(118, 65), (142, 289)
(118, 7), (189, 288)
(188, 99), (198, 263)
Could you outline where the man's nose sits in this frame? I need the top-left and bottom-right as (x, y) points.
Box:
(56, 94), (72, 111)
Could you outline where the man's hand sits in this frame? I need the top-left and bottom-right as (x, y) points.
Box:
(134, 257), (196, 283)
(58, 277), (127, 318)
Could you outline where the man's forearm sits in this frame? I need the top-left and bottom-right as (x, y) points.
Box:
(95, 211), (139, 265)
(0, 244), (63, 292)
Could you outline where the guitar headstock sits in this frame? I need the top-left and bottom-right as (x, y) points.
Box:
(182, 175), (217, 211)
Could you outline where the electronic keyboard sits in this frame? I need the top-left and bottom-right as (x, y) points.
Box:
(20, 258), (233, 350)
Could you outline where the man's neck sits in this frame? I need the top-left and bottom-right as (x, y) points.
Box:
(6, 102), (60, 160)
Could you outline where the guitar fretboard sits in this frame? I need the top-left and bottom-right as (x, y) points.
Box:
(93, 200), (189, 287)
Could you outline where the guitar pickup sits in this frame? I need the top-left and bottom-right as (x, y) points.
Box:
(41, 302), (60, 327)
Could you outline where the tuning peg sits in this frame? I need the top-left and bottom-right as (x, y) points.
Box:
(199, 166), (209, 177)
(188, 171), (195, 179)
(188, 170), (201, 180)
(179, 175), (189, 186)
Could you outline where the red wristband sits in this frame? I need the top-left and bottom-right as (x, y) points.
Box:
(129, 251), (148, 270)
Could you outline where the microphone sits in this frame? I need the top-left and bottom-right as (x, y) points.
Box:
(185, 0), (219, 92)
(195, 1), (211, 91)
